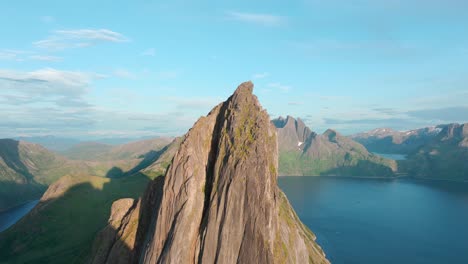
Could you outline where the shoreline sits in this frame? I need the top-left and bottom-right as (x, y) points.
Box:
(0, 199), (41, 214)
(278, 174), (468, 183)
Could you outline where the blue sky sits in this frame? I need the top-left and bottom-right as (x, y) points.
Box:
(1, 0), (467, 139)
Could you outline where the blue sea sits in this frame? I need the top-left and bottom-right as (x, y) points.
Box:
(279, 177), (468, 264)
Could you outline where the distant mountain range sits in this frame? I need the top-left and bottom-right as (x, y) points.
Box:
(402, 123), (468, 181)
(59, 137), (173, 161)
(14, 136), (166, 152)
(352, 123), (468, 181)
(0, 137), (173, 211)
(272, 116), (396, 177)
(350, 125), (447, 154)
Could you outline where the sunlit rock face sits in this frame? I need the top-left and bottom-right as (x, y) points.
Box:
(91, 82), (329, 264)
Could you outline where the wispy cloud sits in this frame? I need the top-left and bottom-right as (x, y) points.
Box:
(406, 106), (468, 122)
(0, 68), (101, 97)
(1, 50), (64, 62)
(288, 101), (304, 106)
(141, 48), (156, 57)
(372, 107), (400, 115)
(0, 49), (30, 61)
(0, 68), (104, 136)
(267, 82), (292, 92)
(252, 72), (269, 79)
(34, 29), (129, 50)
(226, 11), (286, 26)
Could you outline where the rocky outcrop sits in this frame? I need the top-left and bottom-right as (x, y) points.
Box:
(90, 176), (166, 264)
(438, 123), (468, 142)
(92, 82), (329, 264)
(90, 198), (139, 264)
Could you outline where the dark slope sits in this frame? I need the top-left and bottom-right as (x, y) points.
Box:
(403, 123), (468, 181)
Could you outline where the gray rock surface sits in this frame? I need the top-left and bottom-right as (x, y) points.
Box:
(139, 82), (329, 263)
(91, 82), (329, 264)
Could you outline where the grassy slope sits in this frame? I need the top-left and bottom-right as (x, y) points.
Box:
(0, 138), (172, 211)
(0, 174), (150, 264)
(279, 150), (395, 177)
(0, 137), (178, 263)
(59, 142), (113, 161)
(60, 138), (173, 161)
(402, 141), (468, 181)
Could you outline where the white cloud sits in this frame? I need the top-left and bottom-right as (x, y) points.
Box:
(29, 55), (62, 62)
(1, 50), (64, 62)
(34, 29), (129, 50)
(141, 48), (156, 57)
(267, 82), (292, 92)
(0, 68), (202, 138)
(252, 72), (269, 79)
(226, 11), (286, 26)
(0, 68), (103, 137)
(0, 68), (103, 100)
(0, 50), (29, 61)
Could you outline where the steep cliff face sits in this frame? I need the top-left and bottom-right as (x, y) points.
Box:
(274, 116), (314, 152)
(92, 82), (329, 264)
(141, 82), (328, 264)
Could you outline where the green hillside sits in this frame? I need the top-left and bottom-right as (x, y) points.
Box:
(0, 174), (150, 264)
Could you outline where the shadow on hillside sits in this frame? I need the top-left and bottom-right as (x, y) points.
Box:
(0, 139), (174, 263)
(0, 139), (34, 181)
(0, 166), (166, 264)
(320, 160), (395, 177)
(126, 145), (170, 176)
(104, 146), (169, 179)
(0, 139), (46, 211)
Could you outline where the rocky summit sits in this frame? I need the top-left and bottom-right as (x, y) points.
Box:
(91, 82), (329, 264)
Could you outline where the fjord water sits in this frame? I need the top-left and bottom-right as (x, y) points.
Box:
(279, 177), (468, 264)
(0, 200), (39, 232)
(372, 152), (407, 160)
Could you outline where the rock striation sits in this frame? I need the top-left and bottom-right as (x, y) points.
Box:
(92, 82), (329, 264)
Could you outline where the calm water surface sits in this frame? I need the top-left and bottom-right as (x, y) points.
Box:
(372, 152), (407, 160)
(0, 200), (39, 232)
(278, 177), (468, 264)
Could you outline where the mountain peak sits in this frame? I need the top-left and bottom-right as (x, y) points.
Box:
(91, 82), (329, 264)
(232, 81), (254, 97)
